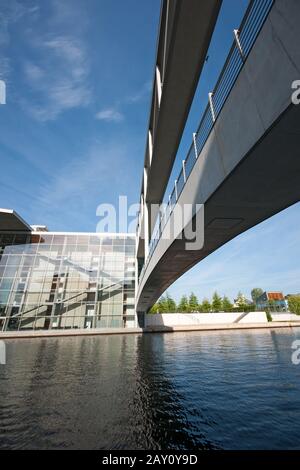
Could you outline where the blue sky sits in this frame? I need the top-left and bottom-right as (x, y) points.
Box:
(0, 0), (299, 301)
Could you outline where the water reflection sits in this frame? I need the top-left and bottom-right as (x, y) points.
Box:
(0, 328), (300, 449)
(130, 334), (218, 450)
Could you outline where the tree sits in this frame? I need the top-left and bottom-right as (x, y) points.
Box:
(165, 292), (177, 312)
(235, 291), (254, 312)
(235, 291), (247, 310)
(222, 295), (233, 312)
(201, 298), (211, 313)
(212, 292), (222, 312)
(149, 303), (159, 314)
(288, 295), (300, 315)
(251, 288), (264, 304)
(156, 293), (177, 313)
(177, 295), (189, 312)
(157, 296), (168, 313)
(189, 292), (199, 312)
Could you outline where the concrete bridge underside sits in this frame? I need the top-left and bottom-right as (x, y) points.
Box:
(137, 0), (300, 312)
(136, 0), (222, 261)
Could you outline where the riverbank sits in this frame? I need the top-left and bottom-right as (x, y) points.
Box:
(1, 321), (300, 339)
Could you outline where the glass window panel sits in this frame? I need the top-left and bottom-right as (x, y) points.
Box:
(76, 245), (88, 252)
(23, 256), (35, 267)
(89, 246), (100, 255)
(27, 281), (44, 292)
(89, 236), (101, 245)
(24, 293), (40, 303)
(50, 245), (63, 255)
(37, 244), (51, 252)
(113, 238), (124, 246)
(51, 236), (66, 244)
(40, 235), (53, 244)
(0, 291), (10, 303)
(65, 236), (78, 244)
(6, 255), (22, 266)
(4, 266), (18, 277)
(102, 237), (113, 245)
(77, 235), (89, 244)
(64, 245), (77, 254)
(112, 304), (123, 316)
(0, 255), (8, 265)
(39, 292), (51, 303)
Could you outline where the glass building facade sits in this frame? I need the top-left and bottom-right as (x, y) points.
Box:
(0, 232), (136, 331)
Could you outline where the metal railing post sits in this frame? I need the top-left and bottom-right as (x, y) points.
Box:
(174, 180), (178, 201)
(182, 160), (186, 183)
(233, 29), (245, 61)
(208, 92), (216, 122)
(193, 132), (198, 159)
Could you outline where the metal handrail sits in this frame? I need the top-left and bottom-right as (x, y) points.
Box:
(139, 0), (274, 283)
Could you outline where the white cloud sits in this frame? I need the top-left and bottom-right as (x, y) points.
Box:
(30, 138), (135, 230)
(95, 107), (124, 123)
(4, 0), (91, 121)
(24, 62), (45, 81)
(126, 80), (152, 104)
(0, 0), (27, 46)
(0, 0), (32, 81)
(23, 34), (91, 121)
(44, 36), (85, 64)
(94, 81), (151, 124)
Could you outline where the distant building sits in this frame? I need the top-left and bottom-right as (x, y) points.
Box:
(0, 209), (136, 332)
(256, 292), (287, 311)
(233, 294), (252, 308)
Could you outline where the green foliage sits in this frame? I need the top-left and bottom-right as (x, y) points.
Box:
(235, 291), (251, 311)
(267, 299), (277, 312)
(188, 292), (199, 312)
(200, 299), (211, 312)
(149, 303), (159, 314)
(251, 288), (264, 303)
(156, 296), (166, 313)
(150, 287), (295, 317)
(266, 311), (273, 322)
(164, 292), (177, 312)
(150, 293), (177, 313)
(288, 295), (300, 315)
(211, 291), (222, 312)
(177, 295), (189, 312)
(222, 295), (233, 312)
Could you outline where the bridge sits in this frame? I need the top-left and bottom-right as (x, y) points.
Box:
(136, 0), (300, 314)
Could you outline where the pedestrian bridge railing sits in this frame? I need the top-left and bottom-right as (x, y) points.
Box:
(139, 0), (274, 283)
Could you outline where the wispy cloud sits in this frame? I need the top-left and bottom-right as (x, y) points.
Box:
(125, 80), (152, 104)
(0, 0), (91, 121)
(31, 138), (136, 230)
(0, 0), (32, 81)
(23, 33), (91, 121)
(95, 80), (151, 124)
(95, 107), (124, 123)
(0, 0), (27, 46)
(24, 62), (45, 82)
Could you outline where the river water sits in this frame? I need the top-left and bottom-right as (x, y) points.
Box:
(1, 328), (300, 450)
